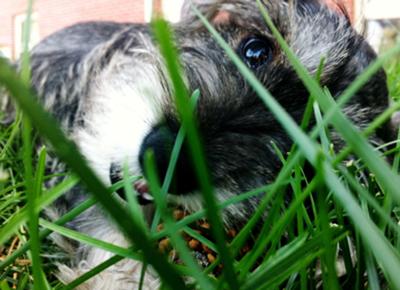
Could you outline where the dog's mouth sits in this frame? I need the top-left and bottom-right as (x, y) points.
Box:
(110, 163), (154, 205)
(134, 179), (154, 205)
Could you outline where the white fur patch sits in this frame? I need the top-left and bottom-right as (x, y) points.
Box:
(58, 47), (166, 289)
(74, 56), (164, 184)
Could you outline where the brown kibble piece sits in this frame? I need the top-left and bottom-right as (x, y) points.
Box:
(188, 239), (200, 249)
(173, 209), (185, 220)
(227, 229), (237, 238)
(207, 253), (216, 263)
(156, 207), (256, 277)
(156, 224), (164, 232)
(199, 222), (210, 229)
(159, 238), (170, 253)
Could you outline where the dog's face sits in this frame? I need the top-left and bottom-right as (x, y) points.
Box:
(30, 0), (389, 227)
(103, 0), (390, 226)
(103, 0), (386, 227)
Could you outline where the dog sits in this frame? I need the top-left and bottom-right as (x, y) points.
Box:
(25, 0), (393, 288)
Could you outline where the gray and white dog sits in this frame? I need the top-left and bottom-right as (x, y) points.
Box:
(26, 0), (392, 288)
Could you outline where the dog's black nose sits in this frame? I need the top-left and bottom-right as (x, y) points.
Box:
(138, 124), (198, 195)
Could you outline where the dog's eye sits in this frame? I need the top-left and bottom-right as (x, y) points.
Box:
(241, 37), (272, 69)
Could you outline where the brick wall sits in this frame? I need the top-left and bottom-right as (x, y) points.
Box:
(0, 0), (146, 59)
(37, 0), (145, 38)
(0, 0), (27, 49)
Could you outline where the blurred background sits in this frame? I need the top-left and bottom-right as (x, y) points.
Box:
(0, 0), (399, 60)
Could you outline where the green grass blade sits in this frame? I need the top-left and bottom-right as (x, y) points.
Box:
(150, 89), (200, 232)
(0, 280), (12, 290)
(361, 199), (381, 290)
(364, 247), (380, 290)
(122, 166), (147, 231)
(16, 273), (29, 290)
(30, 147), (50, 290)
(315, 162), (340, 289)
(151, 18), (238, 289)
(23, 117), (47, 290)
(39, 219), (142, 261)
(20, 0), (47, 284)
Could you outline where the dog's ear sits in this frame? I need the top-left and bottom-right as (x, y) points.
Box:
(180, 0), (246, 25)
(212, 9), (231, 24)
(181, 0), (226, 23)
(180, 0), (285, 27)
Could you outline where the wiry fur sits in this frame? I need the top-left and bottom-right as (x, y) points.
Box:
(25, 0), (392, 288)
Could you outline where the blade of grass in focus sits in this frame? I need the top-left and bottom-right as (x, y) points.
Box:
(39, 219), (142, 261)
(151, 18), (239, 290)
(150, 89), (200, 232)
(20, 0), (49, 288)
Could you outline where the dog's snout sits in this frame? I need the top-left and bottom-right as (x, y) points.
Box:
(139, 124), (198, 195)
(139, 124), (176, 178)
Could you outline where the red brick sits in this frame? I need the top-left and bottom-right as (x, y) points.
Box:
(0, 0), (146, 59)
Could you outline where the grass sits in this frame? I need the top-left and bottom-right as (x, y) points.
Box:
(0, 0), (400, 289)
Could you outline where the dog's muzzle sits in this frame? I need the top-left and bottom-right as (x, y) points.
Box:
(110, 123), (199, 205)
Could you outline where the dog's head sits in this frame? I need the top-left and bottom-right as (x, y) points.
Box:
(85, 0), (389, 227)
